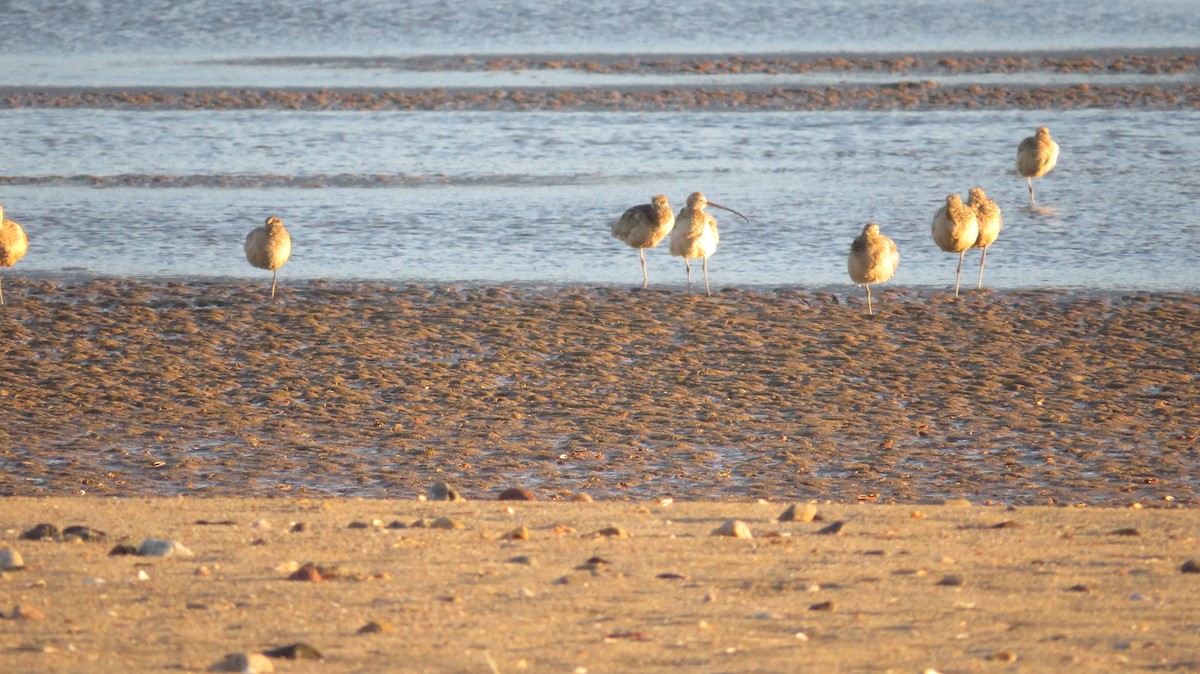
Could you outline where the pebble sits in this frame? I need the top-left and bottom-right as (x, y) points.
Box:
(808, 601), (836, 612)
(209, 652), (275, 673)
(937, 574), (966, 587)
(502, 525), (531, 541)
(251, 519), (271, 530)
(136, 539), (194, 558)
(0, 548), (24, 570)
(20, 524), (60, 541)
(516, 586), (537, 599)
(1181, 560), (1200, 574)
(498, 487), (536, 501)
(427, 482), (465, 502)
(357, 621), (397, 634)
(778, 503), (818, 522)
(594, 526), (629, 539)
(1111, 527), (1140, 536)
(430, 517), (465, 530)
(11, 603), (45, 620)
(108, 543), (139, 556)
(287, 566), (322, 582)
(507, 555), (536, 566)
(289, 522), (310, 533)
(62, 526), (107, 542)
(262, 643), (323, 660)
(712, 519), (753, 539)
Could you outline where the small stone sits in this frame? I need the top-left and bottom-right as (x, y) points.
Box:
(991, 520), (1020, 529)
(347, 521), (371, 529)
(1111, 528), (1140, 536)
(385, 521), (407, 529)
(985, 651), (1018, 663)
(252, 519), (271, 530)
(20, 524), (60, 542)
(358, 621), (397, 634)
(289, 522), (310, 533)
(136, 539), (194, 558)
(808, 601), (835, 612)
(594, 526), (629, 539)
(570, 492), (594, 503)
(712, 519), (752, 539)
(0, 548), (24, 570)
(507, 555), (536, 566)
(816, 520), (845, 535)
(62, 526), (107, 542)
(11, 603), (45, 620)
(502, 526), (530, 541)
(262, 643), (323, 660)
(427, 482), (464, 502)
(941, 497), (972, 507)
(778, 503), (818, 522)
(516, 586), (536, 599)
(1066, 584), (1090, 592)
(498, 487), (536, 501)
(430, 517), (464, 530)
(209, 652), (275, 673)
(195, 566), (213, 577)
(937, 575), (966, 587)
(288, 565), (322, 582)
(1180, 560), (1200, 574)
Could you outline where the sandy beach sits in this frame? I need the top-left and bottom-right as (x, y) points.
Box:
(2, 497), (1199, 673)
(0, 279), (1195, 505)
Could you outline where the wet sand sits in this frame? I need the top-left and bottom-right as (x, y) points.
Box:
(2, 497), (1199, 673)
(0, 279), (1196, 505)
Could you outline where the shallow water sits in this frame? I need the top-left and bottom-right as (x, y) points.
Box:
(3, 107), (1198, 290)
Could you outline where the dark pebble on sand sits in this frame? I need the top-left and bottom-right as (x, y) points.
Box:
(1181, 560), (1200, 574)
(20, 524), (60, 541)
(262, 643), (323, 660)
(498, 487), (536, 501)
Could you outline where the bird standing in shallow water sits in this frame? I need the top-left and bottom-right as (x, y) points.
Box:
(244, 216), (292, 299)
(1016, 126), (1059, 206)
(966, 187), (1003, 290)
(847, 223), (899, 315)
(611, 194), (675, 288)
(0, 204), (29, 306)
(931, 194), (979, 298)
(668, 192), (748, 297)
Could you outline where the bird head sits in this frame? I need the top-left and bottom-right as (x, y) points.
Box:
(967, 187), (987, 204)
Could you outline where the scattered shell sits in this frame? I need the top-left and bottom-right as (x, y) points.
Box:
(986, 651), (1018, 663)
(427, 482), (465, 502)
(209, 652), (275, 673)
(712, 520), (752, 539)
(0, 548), (24, 571)
(502, 526), (530, 541)
(136, 539), (194, 558)
(287, 566), (322, 582)
(357, 621), (397, 634)
(289, 522), (310, 533)
(11, 603), (45, 620)
(252, 519), (271, 530)
(778, 503), (818, 522)
(516, 586), (537, 599)
(262, 643), (323, 660)
(498, 487), (536, 501)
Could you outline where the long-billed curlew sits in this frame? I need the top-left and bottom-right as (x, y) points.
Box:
(611, 194), (675, 288)
(0, 204), (29, 306)
(931, 194), (979, 297)
(847, 223), (899, 315)
(1016, 126), (1059, 206)
(244, 216), (292, 299)
(966, 187), (1003, 289)
(668, 192), (748, 297)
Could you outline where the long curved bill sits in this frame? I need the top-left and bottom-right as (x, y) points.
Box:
(707, 201), (751, 223)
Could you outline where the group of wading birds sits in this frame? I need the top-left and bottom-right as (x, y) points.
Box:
(0, 127), (1058, 312)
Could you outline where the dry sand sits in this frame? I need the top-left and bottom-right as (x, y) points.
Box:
(2, 497), (1200, 674)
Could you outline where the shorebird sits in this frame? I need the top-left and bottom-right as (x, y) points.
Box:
(966, 187), (1003, 289)
(0, 204), (29, 306)
(244, 216), (292, 299)
(931, 194), (979, 297)
(1016, 126), (1059, 205)
(610, 194), (675, 288)
(847, 223), (899, 315)
(668, 192), (748, 297)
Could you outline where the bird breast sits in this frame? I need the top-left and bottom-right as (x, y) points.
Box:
(0, 219), (28, 267)
(669, 210), (718, 258)
(932, 202), (979, 253)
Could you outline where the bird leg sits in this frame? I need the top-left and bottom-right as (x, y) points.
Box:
(702, 257), (711, 297)
(0, 270), (5, 305)
(954, 251), (965, 297)
(639, 249), (648, 289)
(271, 270), (278, 299)
(684, 259), (692, 293)
(977, 246), (989, 289)
(865, 284), (873, 315)
(1027, 176), (1035, 206)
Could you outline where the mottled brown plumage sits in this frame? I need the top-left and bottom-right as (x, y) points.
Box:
(244, 216), (292, 299)
(967, 187), (1003, 290)
(931, 194), (979, 298)
(611, 194), (675, 288)
(1016, 126), (1059, 205)
(0, 204), (29, 305)
(847, 223), (899, 315)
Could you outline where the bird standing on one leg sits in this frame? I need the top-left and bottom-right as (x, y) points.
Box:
(668, 192), (748, 297)
(244, 216), (292, 299)
(931, 194), (979, 298)
(966, 187), (1003, 290)
(847, 223), (899, 315)
(1016, 126), (1059, 206)
(0, 204), (29, 306)
(610, 194), (675, 288)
